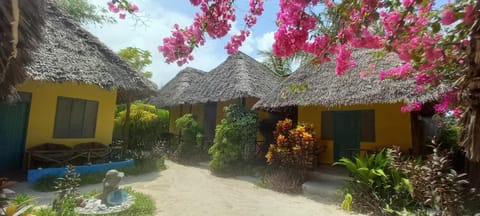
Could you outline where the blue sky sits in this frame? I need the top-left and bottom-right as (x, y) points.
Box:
(85, 0), (452, 87)
(85, 0), (281, 87)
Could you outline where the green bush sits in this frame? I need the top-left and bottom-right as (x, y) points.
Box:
(391, 145), (473, 215)
(336, 145), (476, 215)
(335, 150), (415, 215)
(437, 116), (461, 150)
(209, 104), (258, 173)
(175, 114), (203, 159)
(114, 103), (169, 151)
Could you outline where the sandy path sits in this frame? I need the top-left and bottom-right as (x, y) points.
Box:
(127, 160), (352, 216)
(12, 160), (353, 216)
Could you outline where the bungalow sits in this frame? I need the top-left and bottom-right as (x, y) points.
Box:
(254, 49), (439, 164)
(152, 51), (282, 146)
(152, 67), (206, 135)
(0, 2), (156, 172)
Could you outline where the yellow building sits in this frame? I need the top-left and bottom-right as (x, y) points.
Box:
(152, 52), (282, 147)
(254, 49), (437, 164)
(0, 2), (155, 172)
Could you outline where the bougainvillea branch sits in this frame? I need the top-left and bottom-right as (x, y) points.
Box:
(107, 0), (139, 19)
(109, 0), (480, 161)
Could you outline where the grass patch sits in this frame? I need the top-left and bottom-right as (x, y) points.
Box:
(30, 188), (155, 216)
(32, 159), (165, 192)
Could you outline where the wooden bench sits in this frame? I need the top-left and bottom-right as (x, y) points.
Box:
(25, 143), (122, 169)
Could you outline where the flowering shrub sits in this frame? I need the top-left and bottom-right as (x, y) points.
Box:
(209, 104), (259, 173)
(266, 119), (321, 169)
(175, 114), (203, 159)
(114, 103), (169, 151)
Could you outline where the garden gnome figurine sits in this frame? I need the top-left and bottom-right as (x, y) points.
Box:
(100, 169), (124, 204)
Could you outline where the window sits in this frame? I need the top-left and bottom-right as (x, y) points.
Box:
(54, 97), (98, 138)
(321, 110), (375, 141)
(321, 111), (334, 140)
(360, 110), (375, 142)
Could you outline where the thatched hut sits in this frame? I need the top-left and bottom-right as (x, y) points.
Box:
(0, 1), (156, 172)
(0, 0), (45, 101)
(254, 49), (439, 163)
(151, 67), (205, 135)
(156, 51), (282, 146)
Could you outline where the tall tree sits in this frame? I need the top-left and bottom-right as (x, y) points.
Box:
(118, 47), (153, 79)
(55, 0), (114, 24)
(259, 50), (312, 77)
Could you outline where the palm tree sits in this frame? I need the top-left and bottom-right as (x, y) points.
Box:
(259, 49), (313, 77)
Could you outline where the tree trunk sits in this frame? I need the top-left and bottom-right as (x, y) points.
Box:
(459, 0), (480, 191)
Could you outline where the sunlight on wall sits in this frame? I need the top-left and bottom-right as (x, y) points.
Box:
(298, 103), (412, 164)
(17, 80), (117, 148)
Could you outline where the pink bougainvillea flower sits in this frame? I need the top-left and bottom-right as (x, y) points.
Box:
(335, 44), (356, 75)
(129, 3), (139, 13)
(463, 4), (476, 25)
(434, 90), (460, 113)
(401, 101), (422, 112)
(441, 6), (456, 25)
(190, 0), (203, 6)
(402, 0), (415, 7)
(119, 13), (126, 19)
(453, 107), (463, 118)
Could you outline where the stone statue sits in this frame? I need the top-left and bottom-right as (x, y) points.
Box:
(99, 169), (124, 205)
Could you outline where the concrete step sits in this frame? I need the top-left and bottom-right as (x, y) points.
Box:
(307, 170), (351, 182)
(302, 180), (344, 202)
(302, 168), (350, 201)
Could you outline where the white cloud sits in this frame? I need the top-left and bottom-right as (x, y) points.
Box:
(256, 31), (275, 51)
(84, 0), (224, 87)
(83, 1), (280, 87)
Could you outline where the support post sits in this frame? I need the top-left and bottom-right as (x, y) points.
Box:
(123, 103), (131, 156)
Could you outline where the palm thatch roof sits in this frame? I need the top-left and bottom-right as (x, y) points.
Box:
(25, 1), (156, 104)
(254, 49), (441, 110)
(181, 51), (282, 104)
(0, 0), (46, 101)
(150, 67), (205, 108)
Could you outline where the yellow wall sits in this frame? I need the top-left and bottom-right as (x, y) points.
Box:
(17, 80), (117, 148)
(168, 103), (205, 134)
(298, 103), (412, 164)
(168, 97), (269, 141)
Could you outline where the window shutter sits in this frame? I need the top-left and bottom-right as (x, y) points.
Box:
(82, 101), (98, 137)
(360, 110), (375, 142)
(69, 100), (86, 137)
(53, 97), (99, 138)
(321, 111), (334, 140)
(54, 97), (72, 138)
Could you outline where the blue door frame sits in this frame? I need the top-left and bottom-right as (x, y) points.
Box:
(0, 101), (30, 172)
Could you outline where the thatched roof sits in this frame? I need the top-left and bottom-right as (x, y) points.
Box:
(25, 1), (156, 104)
(0, 0), (46, 101)
(150, 67), (205, 108)
(182, 51), (282, 104)
(254, 49), (441, 110)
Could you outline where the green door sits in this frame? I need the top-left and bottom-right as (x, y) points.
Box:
(0, 101), (30, 172)
(333, 111), (361, 161)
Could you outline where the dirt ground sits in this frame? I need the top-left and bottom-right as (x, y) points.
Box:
(12, 160), (353, 216)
